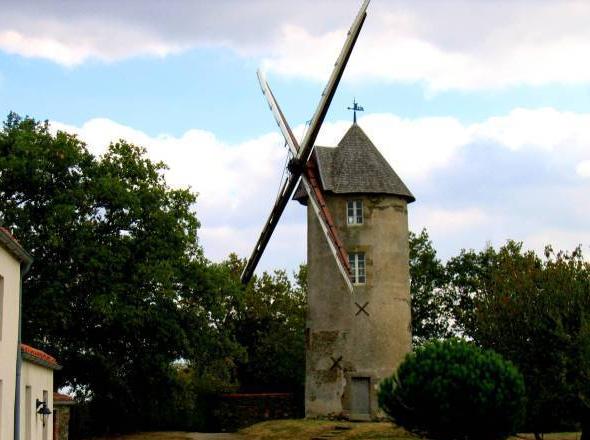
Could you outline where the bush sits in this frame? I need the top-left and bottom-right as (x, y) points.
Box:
(378, 339), (526, 440)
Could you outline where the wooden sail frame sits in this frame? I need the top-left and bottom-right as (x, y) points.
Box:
(240, 0), (370, 286)
(257, 71), (354, 292)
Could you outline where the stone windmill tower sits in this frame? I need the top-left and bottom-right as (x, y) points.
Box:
(294, 123), (414, 419)
(241, 0), (414, 420)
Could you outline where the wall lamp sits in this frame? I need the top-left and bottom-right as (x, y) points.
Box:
(36, 399), (51, 426)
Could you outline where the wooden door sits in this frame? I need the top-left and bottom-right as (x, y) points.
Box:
(351, 377), (370, 416)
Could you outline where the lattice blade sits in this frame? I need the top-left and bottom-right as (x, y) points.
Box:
(294, 0), (369, 166)
(240, 0), (370, 284)
(302, 168), (354, 293)
(243, 73), (353, 292)
(240, 171), (297, 285)
(257, 70), (299, 157)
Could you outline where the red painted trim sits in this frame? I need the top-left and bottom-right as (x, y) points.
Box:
(305, 158), (351, 274)
(53, 392), (74, 403)
(21, 344), (59, 367)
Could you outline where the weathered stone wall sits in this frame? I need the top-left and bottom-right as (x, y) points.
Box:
(214, 393), (300, 431)
(54, 406), (71, 440)
(305, 194), (411, 419)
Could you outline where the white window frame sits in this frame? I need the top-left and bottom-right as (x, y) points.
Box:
(347, 200), (363, 225)
(349, 252), (366, 284)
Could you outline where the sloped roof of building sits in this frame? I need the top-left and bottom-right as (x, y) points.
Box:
(294, 123), (414, 202)
(21, 343), (62, 370)
(54, 392), (76, 406)
(0, 227), (33, 265)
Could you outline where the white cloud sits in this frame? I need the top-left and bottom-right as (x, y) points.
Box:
(311, 108), (590, 183)
(0, 26), (182, 66)
(0, 31), (83, 66)
(51, 105), (590, 271)
(50, 118), (286, 225)
(50, 117), (304, 270)
(3, 1), (590, 90)
(524, 228), (590, 257)
(263, 22), (590, 91)
(409, 206), (502, 261)
(576, 160), (590, 178)
(0, 1), (336, 66)
(471, 108), (590, 152)
(261, 2), (590, 90)
(412, 207), (489, 235)
(359, 114), (470, 178)
(199, 226), (252, 261)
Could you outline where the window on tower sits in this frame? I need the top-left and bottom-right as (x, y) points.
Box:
(349, 252), (366, 284)
(347, 200), (363, 225)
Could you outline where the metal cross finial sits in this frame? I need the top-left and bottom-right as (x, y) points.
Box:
(347, 98), (364, 123)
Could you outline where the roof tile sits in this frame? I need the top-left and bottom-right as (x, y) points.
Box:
(294, 123), (415, 202)
(21, 343), (61, 369)
(53, 392), (75, 402)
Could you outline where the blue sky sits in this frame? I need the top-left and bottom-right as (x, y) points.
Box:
(3, 49), (590, 142)
(1, 0), (590, 273)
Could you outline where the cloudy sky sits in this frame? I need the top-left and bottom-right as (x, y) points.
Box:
(1, 0), (589, 273)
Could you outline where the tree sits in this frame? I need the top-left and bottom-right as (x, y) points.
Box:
(0, 113), (242, 433)
(379, 339), (526, 440)
(409, 229), (452, 344)
(447, 241), (590, 438)
(223, 255), (307, 392)
(444, 244), (498, 339)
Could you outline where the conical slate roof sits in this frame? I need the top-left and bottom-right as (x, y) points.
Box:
(294, 123), (415, 202)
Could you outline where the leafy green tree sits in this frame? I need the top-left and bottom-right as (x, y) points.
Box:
(409, 229), (452, 344)
(224, 255), (307, 392)
(447, 241), (590, 438)
(444, 244), (498, 338)
(0, 113), (242, 433)
(379, 339), (526, 440)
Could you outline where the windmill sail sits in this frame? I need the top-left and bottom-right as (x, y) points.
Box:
(240, 0), (370, 285)
(303, 160), (353, 292)
(256, 71), (353, 292)
(293, 0), (369, 168)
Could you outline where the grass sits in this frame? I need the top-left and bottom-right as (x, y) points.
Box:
(92, 421), (582, 440)
(514, 435), (581, 440)
(240, 419), (582, 440)
(240, 419), (416, 440)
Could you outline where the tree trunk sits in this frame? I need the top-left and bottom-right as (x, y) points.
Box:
(534, 433), (542, 440)
(581, 420), (588, 440)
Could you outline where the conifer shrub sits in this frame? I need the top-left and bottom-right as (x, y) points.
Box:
(378, 339), (526, 440)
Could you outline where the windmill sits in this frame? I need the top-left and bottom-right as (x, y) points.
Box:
(240, 0), (371, 292)
(241, 0), (414, 420)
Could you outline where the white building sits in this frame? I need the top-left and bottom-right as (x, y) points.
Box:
(20, 345), (60, 440)
(0, 227), (61, 440)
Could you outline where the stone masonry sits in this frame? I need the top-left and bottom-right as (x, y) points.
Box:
(296, 123), (414, 420)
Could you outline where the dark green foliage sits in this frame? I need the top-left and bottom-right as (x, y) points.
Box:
(6, 112), (590, 437)
(0, 113), (307, 434)
(453, 242), (590, 434)
(409, 229), (452, 344)
(378, 339), (526, 440)
(224, 255), (307, 393)
(0, 113), (243, 434)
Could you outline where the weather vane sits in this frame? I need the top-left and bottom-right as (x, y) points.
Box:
(347, 98), (364, 123)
